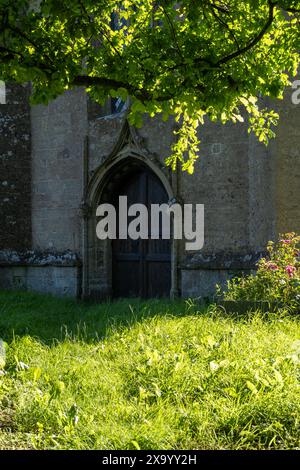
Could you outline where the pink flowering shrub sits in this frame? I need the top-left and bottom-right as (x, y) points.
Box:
(220, 233), (300, 308)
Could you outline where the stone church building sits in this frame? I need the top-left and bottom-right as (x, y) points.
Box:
(0, 82), (299, 300)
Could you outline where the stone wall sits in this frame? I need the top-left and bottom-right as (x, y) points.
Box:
(0, 87), (87, 297)
(180, 119), (250, 257)
(0, 250), (81, 296)
(175, 119), (253, 297)
(85, 103), (299, 300)
(1, 84), (299, 300)
(31, 87), (88, 253)
(0, 83), (31, 250)
(0, 266), (79, 297)
(274, 80), (300, 235)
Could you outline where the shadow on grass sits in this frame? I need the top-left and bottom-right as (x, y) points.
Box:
(0, 290), (201, 344)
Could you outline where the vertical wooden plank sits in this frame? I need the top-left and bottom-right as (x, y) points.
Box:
(112, 166), (171, 299)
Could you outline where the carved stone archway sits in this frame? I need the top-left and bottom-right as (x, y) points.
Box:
(81, 120), (180, 300)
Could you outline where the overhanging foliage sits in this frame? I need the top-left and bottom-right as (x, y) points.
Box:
(0, 0), (299, 172)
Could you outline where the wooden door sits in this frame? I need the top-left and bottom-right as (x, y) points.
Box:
(112, 168), (171, 298)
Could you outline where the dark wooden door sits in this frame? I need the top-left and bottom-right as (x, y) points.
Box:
(112, 168), (171, 298)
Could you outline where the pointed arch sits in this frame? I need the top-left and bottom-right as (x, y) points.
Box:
(81, 119), (179, 300)
(86, 120), (174, 206)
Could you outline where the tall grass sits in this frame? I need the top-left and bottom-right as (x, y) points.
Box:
(0, 291), (300, 450)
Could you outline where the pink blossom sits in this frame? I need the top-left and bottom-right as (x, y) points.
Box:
(286, 265), (296, 278)
(266, 262), (279, 271)
(280, 239), (292, 245)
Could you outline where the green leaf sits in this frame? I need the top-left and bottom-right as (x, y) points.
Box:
(0, 0), (298, 171)
(246, 381), (259, 395)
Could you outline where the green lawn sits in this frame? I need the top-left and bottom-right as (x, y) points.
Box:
(0, 290), (300, 450)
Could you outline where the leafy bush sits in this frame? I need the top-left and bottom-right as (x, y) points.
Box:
(219, 233), (300, 308)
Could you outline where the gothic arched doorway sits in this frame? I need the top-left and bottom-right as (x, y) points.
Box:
(109, 163), (171, 298)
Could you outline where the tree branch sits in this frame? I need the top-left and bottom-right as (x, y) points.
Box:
(72, 75), (131, 90)
(160, 4), (184, 62)
(208, 5), (241, 52)
(216, 0), (276, 66)
(72, 74), (176, 102)
(209, 1), (230, 14)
